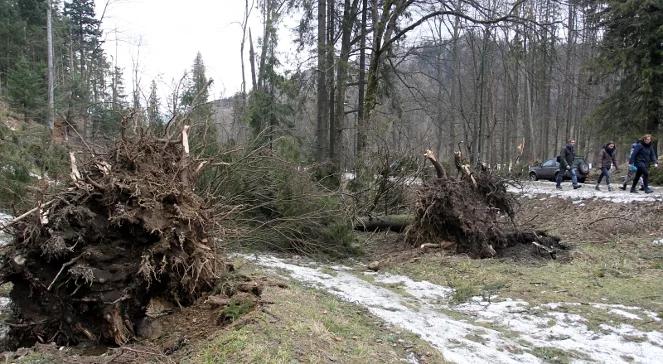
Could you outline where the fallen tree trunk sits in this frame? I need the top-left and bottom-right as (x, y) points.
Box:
(355, 215), (414, 232)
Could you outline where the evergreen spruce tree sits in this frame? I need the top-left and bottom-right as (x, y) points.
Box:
(7, 56), (46, 120)
(64, 0), (101, 76)
(0, 0), (48, 121)
(592, 0), (663, 134)
(147, 80), (162, 126)
(181, 52), (212, 119)
(111, 66), (127, 111)
(181, 53), (218, 151)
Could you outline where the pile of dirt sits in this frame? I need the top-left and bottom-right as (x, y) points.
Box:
(406, 151), (560, 258)
(0, 128), (232, 348)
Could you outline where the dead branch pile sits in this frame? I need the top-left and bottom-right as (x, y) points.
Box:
(406, 150), (559, 258)
(0, 128), (227, 348)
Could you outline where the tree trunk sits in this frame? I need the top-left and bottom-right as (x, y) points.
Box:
(332, 0), (360, 168)
(46, 0), (55, 133)
(249, 28), (257, 91)
(240, 0), (250, 98)
(316, 0), (329, 161)
(258, 0), (272, 89)
(355, 0), (368, 160)
(326, 0), (335, 161)
(358, 0), (383, 157)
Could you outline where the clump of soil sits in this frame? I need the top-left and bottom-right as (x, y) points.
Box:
(0, 128), (230, 348)
(406, 152), (560, 258)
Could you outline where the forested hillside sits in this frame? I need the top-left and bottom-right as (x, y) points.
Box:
(1, 1), (663, 362)
(1, 1), (660, 171)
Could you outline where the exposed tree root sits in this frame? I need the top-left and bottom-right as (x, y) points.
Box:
(0, 127), (231, 348)
(406, 150), (560, 258)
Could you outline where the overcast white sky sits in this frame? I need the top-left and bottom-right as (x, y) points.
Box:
(94, 0), (301, 103)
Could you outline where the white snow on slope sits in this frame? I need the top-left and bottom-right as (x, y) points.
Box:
(245, 255), (663, 364)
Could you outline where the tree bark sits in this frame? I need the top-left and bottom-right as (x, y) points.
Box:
(316, 0), (329, 161)
(331, 0), (360, 168)
(355, 0), (368, 160)
(326, 0), (335, 161)
(46, 0), (55, 134)
(249, 28), (257, 91)
(240, 0), (251, 97)
(258, 0), (272, 89)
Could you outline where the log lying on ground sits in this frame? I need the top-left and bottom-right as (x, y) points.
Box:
(0, 128), (228, 348)
(406, 149), (557, 258)
(355, 215), (414, 232)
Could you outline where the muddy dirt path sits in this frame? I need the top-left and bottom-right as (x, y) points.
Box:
(244, 254), (663, 364)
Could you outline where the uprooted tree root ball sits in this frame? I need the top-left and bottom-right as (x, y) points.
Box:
(0, 128), (235, 348)
(406, 150), (560, 258)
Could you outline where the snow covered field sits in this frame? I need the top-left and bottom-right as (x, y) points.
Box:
(245, 254), (663, 364)
(510, 181), (663, 203)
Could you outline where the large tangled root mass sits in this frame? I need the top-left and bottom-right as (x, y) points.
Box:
(407, 170), (558, 258)
(1, 132), (225, 347)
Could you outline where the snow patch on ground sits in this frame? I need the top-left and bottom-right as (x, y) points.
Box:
(653, 239), (663, 246)
(248, 255), (539, 364)
(455, 300), (663, 363)
(372, 272), (454, 302)
(246, 255), (663, 364)
(0, 212), (12, 246)
(510, 181), (663, 203)
(0, 297), (10, 340)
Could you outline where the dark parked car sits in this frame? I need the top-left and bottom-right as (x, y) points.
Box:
(529, 156), (590, 183)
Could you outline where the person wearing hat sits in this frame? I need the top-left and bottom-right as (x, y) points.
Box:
(596, 141), (619, 191)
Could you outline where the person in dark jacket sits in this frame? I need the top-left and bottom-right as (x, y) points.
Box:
(620, 140), (644, 191)
(629, 134), (659, 193)
(596, 142), (619, 191)
(556, 139), (581, 190)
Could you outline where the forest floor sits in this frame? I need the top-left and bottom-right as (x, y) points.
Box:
(2, 182), (663, 363)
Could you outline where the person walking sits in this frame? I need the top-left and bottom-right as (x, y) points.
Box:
(620, 139), (644, 191)
(629, 134), (659, 194)
(556, 138), (582, 190)
(596, 142), (619, 191)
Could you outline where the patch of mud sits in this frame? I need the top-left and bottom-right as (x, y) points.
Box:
(247, 255), (663, 364)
